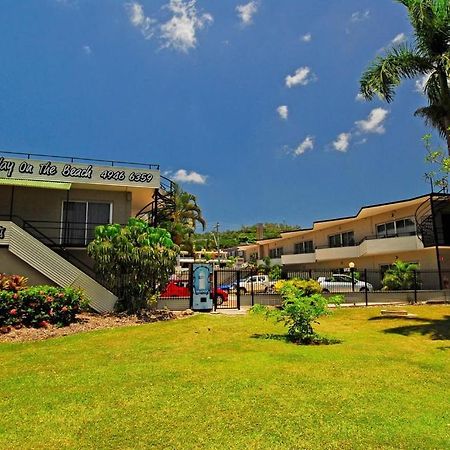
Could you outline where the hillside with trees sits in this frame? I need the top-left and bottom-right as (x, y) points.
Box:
(194, 223), (300, 251)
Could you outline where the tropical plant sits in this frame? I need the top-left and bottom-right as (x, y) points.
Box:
(0, 286), (87, 329)
(88, 218), (178, 313)
(257, 256), (272, 274)
(0, 274), (28, 292)
(251, 279), (342, 344)
(274, 278), (322, 296)
(382, 260), (419, 290)
(423, 132), (450, 189)
(360, 0), (450, 152)
(269, 265), (282, 281)
(226, 256), (237, 268)
(160, 184), (206, 253)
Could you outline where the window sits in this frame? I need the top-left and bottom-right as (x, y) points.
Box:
(294, 240), (314, 254)
(328, 231), (355, 248)
(376, 218), (415, 238)
(269, 247), (283, 258)
(62, 201), (111, 246)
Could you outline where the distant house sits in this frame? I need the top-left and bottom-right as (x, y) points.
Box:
(0, 151), (173, 312)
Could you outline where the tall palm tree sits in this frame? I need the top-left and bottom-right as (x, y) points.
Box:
(360, 0), (450, 152)
(160, 184), (206, 253)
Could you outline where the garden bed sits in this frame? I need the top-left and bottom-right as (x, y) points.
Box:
(0, 309), (193, 343)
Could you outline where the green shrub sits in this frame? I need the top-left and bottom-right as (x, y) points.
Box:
(274, 278), (322, 296)
(253, 279), (342, 345)
(382, 260), (418, 291)
(0, 291), (22, 327)
(0, 286), (88, 329)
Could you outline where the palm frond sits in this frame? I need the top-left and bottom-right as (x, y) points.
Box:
(414, 105), (449, 137)
(360, 46), (432, 101)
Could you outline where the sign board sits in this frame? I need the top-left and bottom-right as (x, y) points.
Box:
(192, 263), (213, 311)
(0, 157), (160, 189)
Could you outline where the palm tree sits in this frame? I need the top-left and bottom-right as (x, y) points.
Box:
(382, 260), (419, 290)
(160, 184), (206, 253)
(360, 0), (450, 152)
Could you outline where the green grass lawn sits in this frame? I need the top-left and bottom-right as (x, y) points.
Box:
(0, 306), (449, 450)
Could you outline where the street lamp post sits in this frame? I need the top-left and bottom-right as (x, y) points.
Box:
(349, 261), (355, 292)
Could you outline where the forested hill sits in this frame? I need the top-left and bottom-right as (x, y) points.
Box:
(194, 223), (299, 250)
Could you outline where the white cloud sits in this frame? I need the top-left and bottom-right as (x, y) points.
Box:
(351, 10), (370, 23)
(415, 73), (432, 94)
(277, 105), (288, 120)
(126, 1), (212, 52)
(333, 132), (352, 152)
(390, 32), (406, 46)
(355, 93), (365, 102)
(300, 33), (312, 42)
(172, 169), (207, 184)
(160, 0), (213, 53)
(83, 45), (92, 55)
(378, 32), (407, 53)
(285, 66), (316, 88)
(293, 136), (314, 156)
(125, 2), (156, 39)
(236, 1), (259, 26)
(355, 108), (389, 134)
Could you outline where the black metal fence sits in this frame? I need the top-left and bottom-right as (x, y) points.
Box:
(283, 269), (449, 292)
(213, 267), (450, 308)
(161, 266), (450, 310)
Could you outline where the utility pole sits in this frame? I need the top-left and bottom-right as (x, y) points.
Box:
(212, 222), (220, 265)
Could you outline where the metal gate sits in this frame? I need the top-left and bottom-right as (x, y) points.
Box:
(213, 268), (276, 310)
(213, 269), (241, 310)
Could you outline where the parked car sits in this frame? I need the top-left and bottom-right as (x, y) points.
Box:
(160, 280), (229, 305)
(231, 274), (275, 294)
(317, 274), (373, 293)
(219, 282), (234, 292)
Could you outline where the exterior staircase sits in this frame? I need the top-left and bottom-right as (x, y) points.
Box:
(0, 220), (117, 313)
(415, 193), (450, 247)
(135, 175), (175, 225)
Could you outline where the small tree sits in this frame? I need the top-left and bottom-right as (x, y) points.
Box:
(423, 132), (450, 190)
(269, 265), (282, 281)
(258, 256), (272, 274)
(88, 218), (178, 313)
(252, 279), (342, 345)
(382, 260), (419, 291)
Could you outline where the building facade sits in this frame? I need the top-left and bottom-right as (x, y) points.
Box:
(0, 151), (171, 312)
(237, 194), (450, 280)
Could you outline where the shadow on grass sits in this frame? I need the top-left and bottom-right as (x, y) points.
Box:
(250, 333), (342, 345)
(437, 346), (450, 351)
(369, 315), (450, 341)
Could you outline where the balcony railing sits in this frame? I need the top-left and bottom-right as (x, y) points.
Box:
(0, 150), (160, 170)
(20, 220), (124, 247)
(303, 231), (418, 253)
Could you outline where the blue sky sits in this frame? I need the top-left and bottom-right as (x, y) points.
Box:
(0, 0), (441, 231)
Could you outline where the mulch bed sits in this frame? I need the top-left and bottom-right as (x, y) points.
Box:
(0, 309), (194, 343)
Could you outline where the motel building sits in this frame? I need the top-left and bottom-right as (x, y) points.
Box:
(235, 193), (450, 290)
(0, 151), (172, 312)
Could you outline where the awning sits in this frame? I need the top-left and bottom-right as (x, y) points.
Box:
(0, 178), (71, 190)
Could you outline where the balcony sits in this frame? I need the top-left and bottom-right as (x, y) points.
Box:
(281, 253), (316, 265)
(281, 233), (424, 265)
(315, 245), (359, 261)
(359, 234), (423, 256)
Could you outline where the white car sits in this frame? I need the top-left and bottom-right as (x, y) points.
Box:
(317, 274), (373, 293)
(233, 275), (275, 294)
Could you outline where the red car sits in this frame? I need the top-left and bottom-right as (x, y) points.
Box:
(160, 279), (228, 305)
